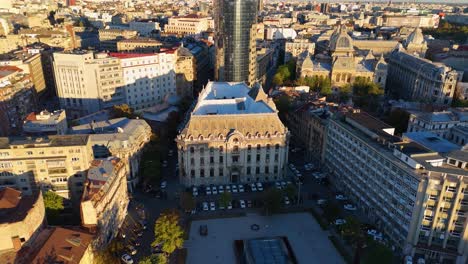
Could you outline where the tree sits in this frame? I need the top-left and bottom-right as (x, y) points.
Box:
(180, 192), (196, 213)
(340, 216), (362, 242)
(362, 242), (393, 264)
(283, 184), (296, 199)
(219, 192), (232, 208)
(273, 72), (284, 86)
(263, 188), (283, 215)
(152, 211), (184, 255)
(112, 104), (138, 119)
(43, 191), (64, 225)
(352, 77), (383, 97)
(322, 202), (341, 222)
(139, 254), (167, 264)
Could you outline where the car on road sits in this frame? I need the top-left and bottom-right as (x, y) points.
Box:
(250, 183), (257, 192)
(344, 204), (357, 211)
(199, 225), (208, 236)
(367, 229), (383, 241)
(168, 150), (174, 157)
(225, 185), (231, 192)
(317, 199), (327, 205)
(205, 186), (212, 195)
(238, 184), (245, 193)
(284, 197), (290, 205)
(160, 181), (167, 189)
(239, 200), (246, 208)
(219, 202), (225, 210)
(232, 185), (238, 193)
(218, 185), (224, 193)
(405, 256), (413, 264)
(192, 187), (198, 197)
(334, 219), (346, 225)
(126, 245), (137, 255)
(281, 181), (287, 187)
(210, 202), (216, 211)
(256, 182), (264, 191)
(247, 200), (252, 208)
(202, 202), (209, 211)
(335, 194), (347, 200)
(162, 160), (168, 167)
(275, 182), (282, 190)
(121, 254), (134, 264)
(212, 186), (218, 195)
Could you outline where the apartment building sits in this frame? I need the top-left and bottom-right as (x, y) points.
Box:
(407, 110), (468, 139)
(71, 117), (152, 192)
(53, 51), (125, 118)
(284, 38), (315, 63)
(0, 135), (93, 199)
(324, 109), (468, 263)
(80, 157), (129, 249)
(387, 50), (458, 106)
(109, 51), (176, 111)
(116, 37), (162, 53)
(23, 110), (68, 135)
(175, 46), (195, 98)
(165, 14), (211, 36)
(0, 66), (37, 136)
(0, 50), (46, 96)
(99, 29), (138, 51)
(176, 82), (289, 186)
(381, 14), (440, 28)
(129, 20), (161, 36)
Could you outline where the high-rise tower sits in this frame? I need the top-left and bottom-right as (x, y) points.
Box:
(214, 0), (257, 85)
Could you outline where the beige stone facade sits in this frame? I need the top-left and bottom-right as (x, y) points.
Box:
(80, 158), (129, 249)
(297, 25), (388, 89)
(0, 189), (45, 254)
(116, 38), (162, 53)
(0, 135), (94, 199)
(176, 82), (289, 186)
(175, 46), (196, 98)
(165, 15), (212, 36)
(284, 38), (315, 63)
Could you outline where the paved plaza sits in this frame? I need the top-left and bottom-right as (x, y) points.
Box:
(185, 212), (345, 264)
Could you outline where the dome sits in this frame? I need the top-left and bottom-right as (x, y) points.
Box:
(329, 25), (353, 52)
(406, 27), (425, 46)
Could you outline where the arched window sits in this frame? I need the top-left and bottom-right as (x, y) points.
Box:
(275, 144), (280, 150)
(219, 146), (223, 152)
(257, 144), (261, 150)
(233, 146), (239, 152)
(233, 138), (239, 143)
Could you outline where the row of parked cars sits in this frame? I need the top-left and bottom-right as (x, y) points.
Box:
(192, 182), (265, 196)
(201, 199), (253, 211)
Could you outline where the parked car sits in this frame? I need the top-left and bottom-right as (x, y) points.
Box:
(160, 181), (167, 189)
(168, 150), (174, 157)
(239, 200), (246, 208)
(210, 202), (216, 211)
(334, 219), (346, 225)
(126, 245), (137, 255)
(162, 160), (168, 167)
(232, 185), (238, 193)
(275, 182), (282, 190)
(199, 225), (208, 236)
(212, 186), (218, 195)
(250, 183), (257, 192)
(202, 202), (209, 211)
(121, 254), (134, 264)
(256, 182), (264, 191)
(405, 256), (413, 264)
(218, 185), (224, 193)
(227, 201), (233, 210)
(317, 199), (327, 205)
(192, 187), (198, 197)
(335, 194), (347, 200)
(205, 186), (212, 195)
(284, 197), (290, 205)
(238, 184), (245, 193)
(417, 258), (425, 264)
(367, 229), (383, 241)
(225, 185), (231, 192)
(247, 200), (252, 208)
(344, 204), (357, 211)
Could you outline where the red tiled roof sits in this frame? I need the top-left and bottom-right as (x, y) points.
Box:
(0, 187), (21, 209)
(25, 112), (37, 121)
(108, 52), (156, 59)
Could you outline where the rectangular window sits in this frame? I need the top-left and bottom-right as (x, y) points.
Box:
(190, 170), (195, 178)
(265, 166), (269, 173)
(256, 167), (260, 174)
(275, 154), (278, 161)
(247, 167), (251, 175)
(247, 155), (251, 162)
(210, 157), (214, 164)
(256, 154), (260, 162)
(219, 156), (223, 163)
(219, 168), (223, 176)
(200, 169), (205, 178)
(200, 158), (204, 165)
(210, 169), (214, 177)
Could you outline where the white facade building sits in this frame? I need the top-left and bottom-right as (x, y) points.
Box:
(129, 20), (161, 36)
(176, 82), (290, 186)
(110, 52), (177, 111)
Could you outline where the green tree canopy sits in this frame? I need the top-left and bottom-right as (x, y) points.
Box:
(272, 60), (296, 86)
(112, 104), (138, 119)
(180, 192), (196, 212)
(152, 212), (185, 255)
(283, 184), (297, 199)
(43, 191), (64, 225)
(352, 77), (383, 97)
(139, 254), (167, 264)
(362, 242), (394, 264)
(263, 188), (283, 215)
(219, 192), (232, 208)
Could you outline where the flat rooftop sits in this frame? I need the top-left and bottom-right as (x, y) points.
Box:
(192, 82), (275, 116)
(0, 135), (89, 149)
(403, 132), (460, 153)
